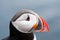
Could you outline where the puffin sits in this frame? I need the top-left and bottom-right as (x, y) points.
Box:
(3, 9), (49, 40)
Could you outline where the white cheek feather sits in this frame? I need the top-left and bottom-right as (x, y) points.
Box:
(16, 14), (28, 21)
(12, 13), (37, 33)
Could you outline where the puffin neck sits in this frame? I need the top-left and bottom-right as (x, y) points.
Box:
(9, 22), (34, 40)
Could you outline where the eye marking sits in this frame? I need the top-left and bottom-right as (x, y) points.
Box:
(26, 15), (30, 21)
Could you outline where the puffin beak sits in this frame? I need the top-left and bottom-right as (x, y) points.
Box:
(33, 16), (49, 32)
(39, 16), (49, 32)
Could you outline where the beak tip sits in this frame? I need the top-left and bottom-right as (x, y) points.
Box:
(39, 16), (49, 32)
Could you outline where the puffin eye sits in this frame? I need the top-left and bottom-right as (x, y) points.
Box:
(26, 15), (30, 21)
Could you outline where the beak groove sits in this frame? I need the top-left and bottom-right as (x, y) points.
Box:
(40, 17), (49, 32)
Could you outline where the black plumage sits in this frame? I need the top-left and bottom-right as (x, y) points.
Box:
(2, 22), (34, 40)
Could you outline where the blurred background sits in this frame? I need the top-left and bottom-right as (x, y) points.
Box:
(0, 0), (60, 40)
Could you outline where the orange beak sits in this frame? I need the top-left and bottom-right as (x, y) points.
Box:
(33, 16), (49, 32)
(39, 16), (49, 32)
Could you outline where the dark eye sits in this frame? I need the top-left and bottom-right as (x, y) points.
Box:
(26, 15), (30, 21)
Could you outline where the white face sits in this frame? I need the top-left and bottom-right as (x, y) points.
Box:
(12, 13), (38, 33)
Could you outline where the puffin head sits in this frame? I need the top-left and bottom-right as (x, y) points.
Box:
(11, 9), (49, 33)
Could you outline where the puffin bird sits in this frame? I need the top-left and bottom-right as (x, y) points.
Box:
(3, 9), (49, 40)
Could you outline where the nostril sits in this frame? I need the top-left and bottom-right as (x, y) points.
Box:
(26, 15), (30, 21)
